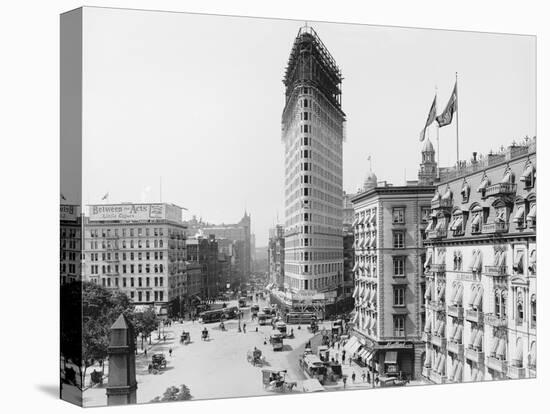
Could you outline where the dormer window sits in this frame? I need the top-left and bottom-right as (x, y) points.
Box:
(477, 173), (490, 198)
(461, 180), (470, 203)
(520, 162), (535, 189)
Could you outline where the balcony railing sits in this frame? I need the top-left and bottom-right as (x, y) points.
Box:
(431, 199), (453, 209)
(428, 229), (448, 240)
(484, 313), (507, 329)
(482, 222), (509, 234)
(429, 370), (447, 384)
(508, 364), (526, 379)
(447, 305), (464, 319)
(484, 265), (508, 277)
(485, 183), (517, 197)
(486, 356), (507, 374)
(465, 309), (483, 324)
(431, 335), (446, 349)
(447, 341), (464, 356)
(428, 301), (446, 312)
(105, 271), (120, 276)
(465, 348), (484, 365)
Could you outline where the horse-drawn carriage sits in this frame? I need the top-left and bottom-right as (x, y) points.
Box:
(180, 331), (190, 344)
(261, 369), (297, 393)
(148, 353), (167, 374)
(246, 348), (266, 366)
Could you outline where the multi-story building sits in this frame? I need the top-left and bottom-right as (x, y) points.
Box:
(60, 204), (82, 285)
(83, 203), (186, 317)
(341, 191), (356, 307)
(186, 212), (252, 287)
(422, 137), (536, 384)
(350, 167), (434, 380)
(267, 225), (285, 289)
(280, 26), (346, 316)
(186, 234), (219, 299)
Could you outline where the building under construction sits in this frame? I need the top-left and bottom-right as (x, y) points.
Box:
(278, 26), (346, 318)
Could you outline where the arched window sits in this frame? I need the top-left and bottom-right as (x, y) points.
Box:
(517, 291), (524, 324)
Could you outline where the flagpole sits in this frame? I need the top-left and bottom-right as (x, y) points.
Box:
(455, 72), (459, 166)
(435, 85), (440, 179)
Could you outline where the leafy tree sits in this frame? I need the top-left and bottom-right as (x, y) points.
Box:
(150, 385), (192, 402)
(134, 308), (158, 348)
(80, 282), (134, 382)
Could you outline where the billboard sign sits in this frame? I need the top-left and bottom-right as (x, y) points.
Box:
(60, 204), (79, 221)
(89, 203), (182, 222)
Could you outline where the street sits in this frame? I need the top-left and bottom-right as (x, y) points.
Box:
(84, 299), (317, 406)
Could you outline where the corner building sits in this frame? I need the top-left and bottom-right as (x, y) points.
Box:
(83, 203), (187, 317)
(350, 172), (434, 380)
(281, 26), (346, 316)
(422, 138), (536, 383)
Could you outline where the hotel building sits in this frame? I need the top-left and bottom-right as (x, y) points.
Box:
(280, 26), (346, 315)
(83, 203), (187, 316)
(422, 137), (536, 383)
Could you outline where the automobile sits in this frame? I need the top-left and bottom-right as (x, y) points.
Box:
(270, 332), (284, 351)
(275, 321), (287, 337)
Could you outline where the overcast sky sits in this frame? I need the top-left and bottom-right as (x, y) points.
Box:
(81, 7), (535, 246)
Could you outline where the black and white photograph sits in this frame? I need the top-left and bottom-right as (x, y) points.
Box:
(55, 3), (538, 410)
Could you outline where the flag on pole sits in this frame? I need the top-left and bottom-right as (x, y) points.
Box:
(436, 81), (457, 127)
(101, 192), (109, 201)
(419, 95), (437, 141)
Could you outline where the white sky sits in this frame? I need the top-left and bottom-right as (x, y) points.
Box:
(82, 7), (535, 246)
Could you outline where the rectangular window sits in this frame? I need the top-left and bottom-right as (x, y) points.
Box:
(393, 207), (405, 224)
(393, 315), (405, 337)
(393, 257), (405, 276)
(393, 232), (405, 248)
(393, 287), (405, 306)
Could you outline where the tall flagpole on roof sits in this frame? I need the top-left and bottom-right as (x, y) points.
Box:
(436, 84), (440, 179)
(455, 72), (460, 166)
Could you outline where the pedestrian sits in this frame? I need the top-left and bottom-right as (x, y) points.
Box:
(335, 351), (339, 362)
(243, 323), (247, 333)
(255, 326), (258, 332)
(352, 372), (356, 383)
(144, 349), (147, 357)
(342, 376), (347, 389)
(169, 348), (173, 357)
(342, 350), (346, 362)
(337, 342), (341, 350)
(375, 375), (379, 386)
(367, 371), (371, 383)
(361, 372), (366, 382)
(349, 356), (352, 366)
(163, 335), (166, 343)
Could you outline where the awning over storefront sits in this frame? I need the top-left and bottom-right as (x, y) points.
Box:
(385, 351), (398, 364)
(450, 215), (463, 231)
(425, 220), (434, 233)
(437, 284), (446, 301)
(453, 324), (463, 342)
(514, 250), (525, 273)
(424, 282), (432, 301)
(352, 285), (359, 299)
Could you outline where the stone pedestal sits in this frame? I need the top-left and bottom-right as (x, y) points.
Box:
(106, 314), (137, 405)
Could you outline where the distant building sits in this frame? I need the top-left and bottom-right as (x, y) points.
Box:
(83, 203), (187, 317)
(422, 137), (536, 384)
(60, 204), (82, 285)
(350, 170), (434, 380)
(267, 225), (285, 289)
(185, 212), (252, 287)
(186, 235), (219, 299)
